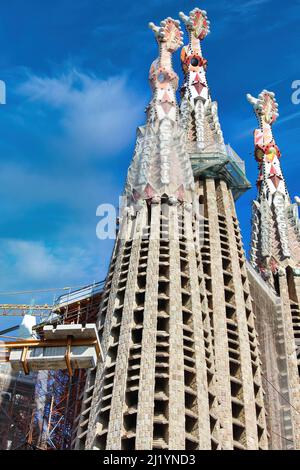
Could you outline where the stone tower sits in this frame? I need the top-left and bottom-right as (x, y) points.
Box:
(75, 9), (268, 450)
(247, 90), (300, 449)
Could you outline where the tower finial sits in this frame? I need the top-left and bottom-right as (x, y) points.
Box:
(179, 8), (210, 40)
(179, 8), (226, 151)
(147, 18), (183, 123)
(125, 17), (195, 202)
(248, 90), (292, 272)
(179, 8), (210, 101)
(247, 90), (279, 127)
(149, 17), (183, 52)
(247, 90), (285, 199)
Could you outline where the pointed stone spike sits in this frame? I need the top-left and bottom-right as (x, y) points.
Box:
(149, 22), (159, 33)
(247, 93), (257, 106)
(179, 11), (191, 25)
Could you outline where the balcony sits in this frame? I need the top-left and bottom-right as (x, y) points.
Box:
(188, 143), (251, 200)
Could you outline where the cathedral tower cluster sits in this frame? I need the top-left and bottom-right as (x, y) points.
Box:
(74, 8), (300, 450)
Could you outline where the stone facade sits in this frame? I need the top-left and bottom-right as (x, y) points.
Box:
(248, 263), (296, 449)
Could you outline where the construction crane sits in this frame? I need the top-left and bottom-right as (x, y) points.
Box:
(0, 282), (105, 319)
(0, 305), (52, 318)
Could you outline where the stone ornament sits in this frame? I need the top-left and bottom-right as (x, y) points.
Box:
(179, 8), (210, 40)
(149, 18), (183, 53)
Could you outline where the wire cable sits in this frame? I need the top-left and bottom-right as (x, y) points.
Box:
(270, 430), (295, 446)
(261, 372), (300, 415)
(0, 280), (106, 297)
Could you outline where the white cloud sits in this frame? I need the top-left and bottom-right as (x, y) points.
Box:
(0, 68), (134, 303)
(234, 0), (271, 12)
(210, 0), (272, 38)
(0, 162), (118, 297)
(220, 0), (271, 16)
(0, 237), (115, 318)
(17, 68), (144, 158)
(0, 161), (118, 213)
(277, 110), (300, 127)
(0, 239), (103, 291)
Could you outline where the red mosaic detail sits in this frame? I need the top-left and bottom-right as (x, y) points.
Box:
(160, 91), (174, 114)
(191, 9), (209, 40)
(269, 257), (279, 274)
(176, 185), (185, 201)
(192, 73), (206, 95)
(164, 19), (182, 53)
(133, 189), (141, 202)
(144, 183), (155, 199)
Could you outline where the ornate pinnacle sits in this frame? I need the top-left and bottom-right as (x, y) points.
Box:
(179, 8), (210, 106)
(147, 18), (184, 123)
(149, 17), (184, 52)
(179, 8), (210, 40)
(125, 17), (195, 204)
(247, 90), (288, 207)
(247, 90), (279, 126)
(248, 90), (294, 269)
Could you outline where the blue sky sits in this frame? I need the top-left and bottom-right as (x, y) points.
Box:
(0, 0), (300, 329)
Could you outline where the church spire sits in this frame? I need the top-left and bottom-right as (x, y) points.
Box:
(247, 90), (288, 202)
(179, 8), (210, 105)
(178, 8), (250, 200)
(148, 18), (183, 124)
(248, 90), (300, 278)
(124, 17), (195, 207)
(179, 8), (225, 152)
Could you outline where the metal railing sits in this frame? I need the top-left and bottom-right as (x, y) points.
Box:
(53, 281), (105, 309)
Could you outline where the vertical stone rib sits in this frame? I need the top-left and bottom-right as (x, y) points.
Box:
(106, 209), (145, 449)
(136, 202), (160, 449)
(168, 203), (185, 449)
(205, 178), (232, 449)
(83, 224), (128, 449)
(219, 180), (259, 449)
(278, 272), (300, 449)
(292, 275), (300, 447)
(229, 194), (269, 450)
(184, 207), (211, 449)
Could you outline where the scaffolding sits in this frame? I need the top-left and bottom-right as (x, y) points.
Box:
(0, 364), (39, 450)
(189, 142), (252, 200)
(30, 282), (103, 450)
(0, 281), (104, 450)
